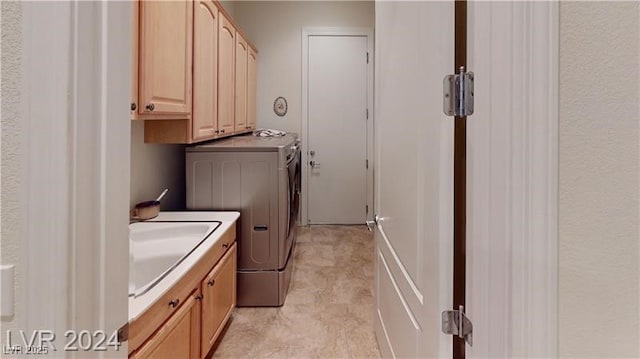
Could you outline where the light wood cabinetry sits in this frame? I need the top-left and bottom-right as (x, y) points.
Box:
(129, 224), (237, 359)
(131, 1), (139, 117)
(217, 13), (236, 136)
(138, 0), (193, 116)
(130, 290), (201, 359)
(192, 0), (219, 141)
(133, 0), (257, 143)
(234, 33), (248, 132)
(201, 244), (237, 355)
(247, 47), (257, 130)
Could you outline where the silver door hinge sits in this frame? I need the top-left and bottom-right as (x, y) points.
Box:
(366, 159), (369, 169)
(442, 305), (473, 346)
(366, 108), (369, 120)
(443, 66), (474, 117)
(366, 205), (369, 214)
(367, 52), (369, 64)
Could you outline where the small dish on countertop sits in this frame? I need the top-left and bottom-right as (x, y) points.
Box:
(131, 189), (168, 221)
(130, 200), (160, 221)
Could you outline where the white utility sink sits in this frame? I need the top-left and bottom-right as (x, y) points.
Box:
(129, 221), (221, 298)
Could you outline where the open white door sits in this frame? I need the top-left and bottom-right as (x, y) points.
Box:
(373, 1), (559, 358)
(373, 1), (454, 358)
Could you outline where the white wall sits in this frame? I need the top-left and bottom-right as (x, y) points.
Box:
(559, 2), (640, 357)
(218, 0), (236, 18)
(130, 121), (186, 210)
(0, 0), (24, 331)
(233, 1), (375, 135)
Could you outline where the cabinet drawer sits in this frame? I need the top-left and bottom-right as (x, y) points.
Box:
(207, 227), (234, 267)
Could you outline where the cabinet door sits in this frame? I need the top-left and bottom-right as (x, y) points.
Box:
(247, 47), (257, 130)
(234, 33), (248, 132)
(192, 0), (219, 140)
(201, 243), (237, 357)
(139, 0), (193, 115)
(217, 13), (235, 135)
(131, 291), (201, 359)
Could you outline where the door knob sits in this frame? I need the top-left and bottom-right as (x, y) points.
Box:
(309, 150), (315, 156)
(309, 160), (321, 168)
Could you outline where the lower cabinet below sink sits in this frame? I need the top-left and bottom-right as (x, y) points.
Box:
(201, 243), (237, 353)
(129, 225), (237, 359)
(130, 290), (201, 359)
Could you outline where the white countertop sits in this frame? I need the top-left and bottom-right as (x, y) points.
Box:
(128, 211), (240, 322)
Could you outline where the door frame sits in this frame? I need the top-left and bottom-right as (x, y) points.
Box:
(466, 2), (558, 357)
(19, 1), (131, 353)
(300, 27), (374, 225)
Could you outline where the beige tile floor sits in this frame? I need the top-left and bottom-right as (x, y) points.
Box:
(212, 225), (381, 359)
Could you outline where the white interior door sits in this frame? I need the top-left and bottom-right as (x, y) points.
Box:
(373, 2), (454, 358)
(307, 35), (368, 225)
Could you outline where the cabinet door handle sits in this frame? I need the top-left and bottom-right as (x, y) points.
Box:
(222, 242), (229, 249)
(131, 103), (137, 111)
(169, 299), (180, 308)
(220, 129), (225, 134)
(146, 103), (155, 112)
(207, 279), (215, 287)
(195, 294), (203, 301)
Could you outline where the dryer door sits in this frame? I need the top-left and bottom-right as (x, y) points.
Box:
(285, 146), (301, 245)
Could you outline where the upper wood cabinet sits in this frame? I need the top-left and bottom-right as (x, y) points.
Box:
(134, 0), (257, 143)
(234, 33), (248, 132)
(217, 13), (236, 136)
(247, 47), (257, 130)
(192, 0), (219, 141)
(138, 0), (193, 116)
